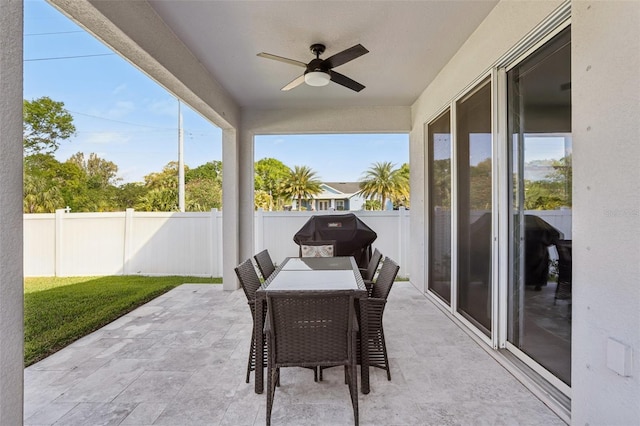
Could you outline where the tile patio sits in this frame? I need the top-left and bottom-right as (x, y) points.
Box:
(24, 282), (566, 425)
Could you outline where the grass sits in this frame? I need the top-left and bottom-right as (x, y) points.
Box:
(24, 275), (221, 367)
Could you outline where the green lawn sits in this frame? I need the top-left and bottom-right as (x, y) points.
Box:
(24, 275), (221, 367)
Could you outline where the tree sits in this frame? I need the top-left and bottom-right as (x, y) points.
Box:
(391, 162), (410, 209)
(281, 165), (322, 211)
(524, 155), (572, 210)
(432, 158), (451, 209)
(364, 199), (381, 211)
(186, 178), (222, 211)
(23, 97), (76, 155)
(358, 161), (408, 210)
(136, 188), (179, 212)
(114, 182), (149, 210)
(469, 158), (492, 210)
(186, 161), (222, 184)
(68, 152), (121, 189)
(254, 158), (290, 210)
(185, 161), (223, 211)
(254, 190), (273, 211)
(144, 161), (181, 191)
(23, 173), (64, 213)
(137, 162), (181, 211)
(23, 153), (84, 212)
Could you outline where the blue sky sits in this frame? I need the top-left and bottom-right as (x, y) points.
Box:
(24, 0), (409, 184)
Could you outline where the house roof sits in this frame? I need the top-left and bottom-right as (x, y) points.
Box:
(323, 182), (361, 195)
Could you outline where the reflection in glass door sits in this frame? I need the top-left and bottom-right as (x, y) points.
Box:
(507, 27), (572, 385)
(456, 78), (492, 336)
(428, 110), (452, 304)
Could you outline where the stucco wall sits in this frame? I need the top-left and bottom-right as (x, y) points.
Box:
(571, 1), (640, 423)
(0, 1), (25, 424)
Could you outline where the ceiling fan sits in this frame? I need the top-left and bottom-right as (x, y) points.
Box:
(257, 43), (369, 92)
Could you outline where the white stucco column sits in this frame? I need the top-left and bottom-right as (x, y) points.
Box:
(239, 129), (255, 263)
(572, 2), (640, 423)
(222, 128), (240, 290)
(0, 1), (25, 424)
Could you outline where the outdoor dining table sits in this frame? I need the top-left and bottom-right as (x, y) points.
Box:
(254, 256), (370, 395)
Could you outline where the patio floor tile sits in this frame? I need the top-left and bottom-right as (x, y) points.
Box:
(24, 282), (566, 425)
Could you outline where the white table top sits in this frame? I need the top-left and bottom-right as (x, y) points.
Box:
(262, 257), (364, 292)
(265, 269), (358, 291)
(280, 256), (354, 271)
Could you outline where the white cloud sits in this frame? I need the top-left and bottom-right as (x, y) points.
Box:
(83, 131), (132, 146)
(113, 83), (127, 95)
(147, 98), (178, 117)
(87, 101), (136, 121)
(106, 101), (136, 119)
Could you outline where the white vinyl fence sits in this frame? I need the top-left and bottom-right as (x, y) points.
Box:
(24, 207), (571, 279)
(23, 209), (409, 278)
(24, 209), (223, 277)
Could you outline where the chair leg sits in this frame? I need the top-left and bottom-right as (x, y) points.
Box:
(246, 334), (255, 383)
(349, 335), (359, 425)
(380, 327), (391, 381)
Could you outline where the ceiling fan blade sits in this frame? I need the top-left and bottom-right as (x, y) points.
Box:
(257, 52), (307, 68)
(281, 74), (305, 91)
(322, 44), (369, 69)
(329, 70), (365, 92)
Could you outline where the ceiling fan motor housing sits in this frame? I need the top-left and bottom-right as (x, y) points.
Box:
(310, 43), (326, 57)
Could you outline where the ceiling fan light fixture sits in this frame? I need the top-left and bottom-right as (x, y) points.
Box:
(304, 70), (330, 87)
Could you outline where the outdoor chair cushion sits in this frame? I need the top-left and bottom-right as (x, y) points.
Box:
(300, 240), (336, 257)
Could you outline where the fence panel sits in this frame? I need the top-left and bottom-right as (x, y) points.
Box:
(127, 212), (215, 276)
(255, 210), (410, 277)
(24, 209), (569, 278)
(23, 214), (55, 276)
(58, 211), (127, 276)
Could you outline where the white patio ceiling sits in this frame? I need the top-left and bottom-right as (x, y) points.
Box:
(60, 1), (498, 112)
(148, 0), (497, 109)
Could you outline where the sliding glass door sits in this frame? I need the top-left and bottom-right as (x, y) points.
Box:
(427, 110), (452, 304)
(456, 78), (493, 336)
(507, 27), (572, 385)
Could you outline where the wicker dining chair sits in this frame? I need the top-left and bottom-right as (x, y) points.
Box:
(359, 248), (383, 295)
(234, 258), (268, 383)
(361, 257), (399, 380)
(264, 291), (359, 426)
(254, 249), (276, 280)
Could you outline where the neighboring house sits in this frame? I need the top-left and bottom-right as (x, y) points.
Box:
(292, 182), (365, 211)
(295, 182), (395, 211)
(314, 182), (364, 211)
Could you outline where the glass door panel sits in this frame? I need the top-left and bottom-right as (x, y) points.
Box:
(428, 110), (452, 304)
(507, 27), (572, 385)
(456, 78), (493, 336)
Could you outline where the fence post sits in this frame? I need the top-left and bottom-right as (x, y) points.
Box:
(398, 207), (408, 278)
(54, 208), (65, 277)
(255, 208), (264, 253)
(210, 208), (219, 277)
(123, 208), (134, 275)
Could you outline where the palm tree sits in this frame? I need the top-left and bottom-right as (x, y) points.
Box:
(358, 161), (409, 210)
(281, 165), (322, 211)
(23, 174), (64, 213)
